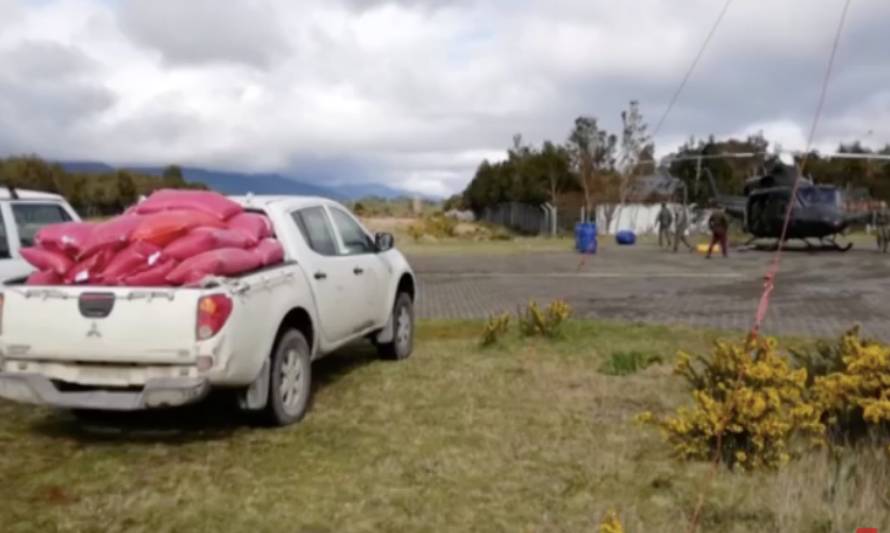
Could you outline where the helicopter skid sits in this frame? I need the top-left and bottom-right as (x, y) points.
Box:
(743, 236), (853, 253)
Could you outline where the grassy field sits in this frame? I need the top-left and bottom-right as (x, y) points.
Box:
(1, 320), (888, 532)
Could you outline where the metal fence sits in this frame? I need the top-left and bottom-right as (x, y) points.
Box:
(478, 202), (557, 236)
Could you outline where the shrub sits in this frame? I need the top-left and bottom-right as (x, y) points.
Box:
(424, 215), (457, 238)
(638, 336), (824, 470)
(518, 300), (572, 338)
(408, 215), (458, 242)
(598, 510), (624, 533)
(408, 223), (425, 242)
(599, 351), (663, 376)
(810, 328), (890, 446)
(480, 313), (511, 347)
(790, 333), (849, 387)
(489, 227), (513, 241)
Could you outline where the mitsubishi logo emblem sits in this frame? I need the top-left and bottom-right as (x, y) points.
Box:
(86, 322), (102, 338)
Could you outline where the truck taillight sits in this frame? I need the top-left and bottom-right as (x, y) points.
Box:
(196, 294), (232, 341)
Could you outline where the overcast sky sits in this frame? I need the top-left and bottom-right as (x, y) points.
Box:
(1, 0), (888, 196)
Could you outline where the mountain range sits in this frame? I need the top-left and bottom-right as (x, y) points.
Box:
(58, 161), (420, 200)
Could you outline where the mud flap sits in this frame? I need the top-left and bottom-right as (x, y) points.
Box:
(375, 313), (395, 344)
(239, 358), (270, 411)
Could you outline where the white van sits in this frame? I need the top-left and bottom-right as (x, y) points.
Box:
(0, 187), (81, 283)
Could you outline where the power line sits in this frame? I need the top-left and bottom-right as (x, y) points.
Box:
(652, 0), (735, 139)
(751, 0), (854, 337)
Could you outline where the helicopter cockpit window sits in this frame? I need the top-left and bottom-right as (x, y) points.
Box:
(798, 187), (839, 206)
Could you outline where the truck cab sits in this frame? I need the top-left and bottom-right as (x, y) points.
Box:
(0, 188), (81, 283)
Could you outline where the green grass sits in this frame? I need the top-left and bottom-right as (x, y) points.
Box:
(0, 320), (887, 532)
(599, 350), (664, 376)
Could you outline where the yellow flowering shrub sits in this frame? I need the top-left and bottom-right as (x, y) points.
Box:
(480, 313), (511, 347)
(518, 299), (572, 338)
(408, 215), (458, 241)
(812, 328), (890, 445)
(638, 336), (824, 470)
(598, 510), (624, 533)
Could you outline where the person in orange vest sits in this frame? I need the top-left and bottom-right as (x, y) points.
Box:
(706, 209), (729, 258)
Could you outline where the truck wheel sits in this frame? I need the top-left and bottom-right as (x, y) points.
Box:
(263, 329), (312, 426)
(378, 293), (414, 360)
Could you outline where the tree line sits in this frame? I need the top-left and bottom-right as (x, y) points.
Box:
(457, 100), (890, 214)
(0, 156), (206, 216)
(458, 100), (654, 216)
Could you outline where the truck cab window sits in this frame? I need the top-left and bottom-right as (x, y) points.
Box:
(329, 207), (374, 255)
(292, 207), (338, 256)
(12, 203), (72, 248)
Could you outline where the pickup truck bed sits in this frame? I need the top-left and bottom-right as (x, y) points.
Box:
(0, 265), (307, 410)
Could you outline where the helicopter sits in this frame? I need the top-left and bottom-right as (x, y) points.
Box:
(659, 152), (881, 252)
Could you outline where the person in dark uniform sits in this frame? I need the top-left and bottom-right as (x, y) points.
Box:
(673, 205), (694, 252)
(657, 203), (673, 249)
(873, 202), (890, 254)
(706, 209), (729, 258)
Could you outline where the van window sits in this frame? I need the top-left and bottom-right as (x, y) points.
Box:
(12, 203), (72, 247)
(0, 211), (10, 259)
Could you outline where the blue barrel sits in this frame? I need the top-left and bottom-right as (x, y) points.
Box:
(575, 222), (597, 254)
(616, 230), (636, 245)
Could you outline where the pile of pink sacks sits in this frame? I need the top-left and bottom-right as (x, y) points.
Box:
(22, 190), (284, 287)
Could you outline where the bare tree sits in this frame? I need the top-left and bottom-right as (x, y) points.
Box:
(618, 100), (653, 204)
(540, 141), (570, 206)
(566, 116), (616, 220)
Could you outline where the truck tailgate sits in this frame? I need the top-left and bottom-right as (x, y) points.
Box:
(1, 288), (203, 364)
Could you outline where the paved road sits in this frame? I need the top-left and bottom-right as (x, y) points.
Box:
(411, 244), (890, 340)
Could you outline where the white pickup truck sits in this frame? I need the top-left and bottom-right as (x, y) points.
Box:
(0, 188), (81, 283)
(0, 195), (416, 426)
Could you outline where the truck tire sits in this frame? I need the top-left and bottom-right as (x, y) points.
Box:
(262, 329), (312, 426)
(378, 293), (414, 360)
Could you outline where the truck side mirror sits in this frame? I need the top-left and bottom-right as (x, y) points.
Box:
(375, 232), (394, 252)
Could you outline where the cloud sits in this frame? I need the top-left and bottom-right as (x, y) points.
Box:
(1, 0), (889, 196)
(0, 40), (115, 156)
(118, 0), (290, 69)
(339, 0), (475, 13)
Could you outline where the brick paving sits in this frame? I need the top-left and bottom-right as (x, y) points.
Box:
(410, 244), (890, 340)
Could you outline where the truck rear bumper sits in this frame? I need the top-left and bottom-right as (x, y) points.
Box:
(0, 373), (209, 411)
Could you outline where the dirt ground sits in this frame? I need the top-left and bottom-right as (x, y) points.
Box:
(409, 240), (890, 341)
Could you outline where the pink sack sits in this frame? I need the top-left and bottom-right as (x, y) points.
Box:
(135, 189), (243, 220)
(166, 248), (262, 286)
(19, 247), (74, 276)
(131, 210), (225, 247)
(80, 214), (143, 259)
(35, 222), (94, 257)
(194, 227), (256, 248)
(27, 270), (62, 286)
(228, 212), (273, 242)
(100, 241), (162, 285)
(121, 258), (178, 287)
(252, 239), (284, 266)
(65, 247), (116, 285)
(162, 230), (218, 261)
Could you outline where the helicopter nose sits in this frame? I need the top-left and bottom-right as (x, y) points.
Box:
(821, 215), (842, 228)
